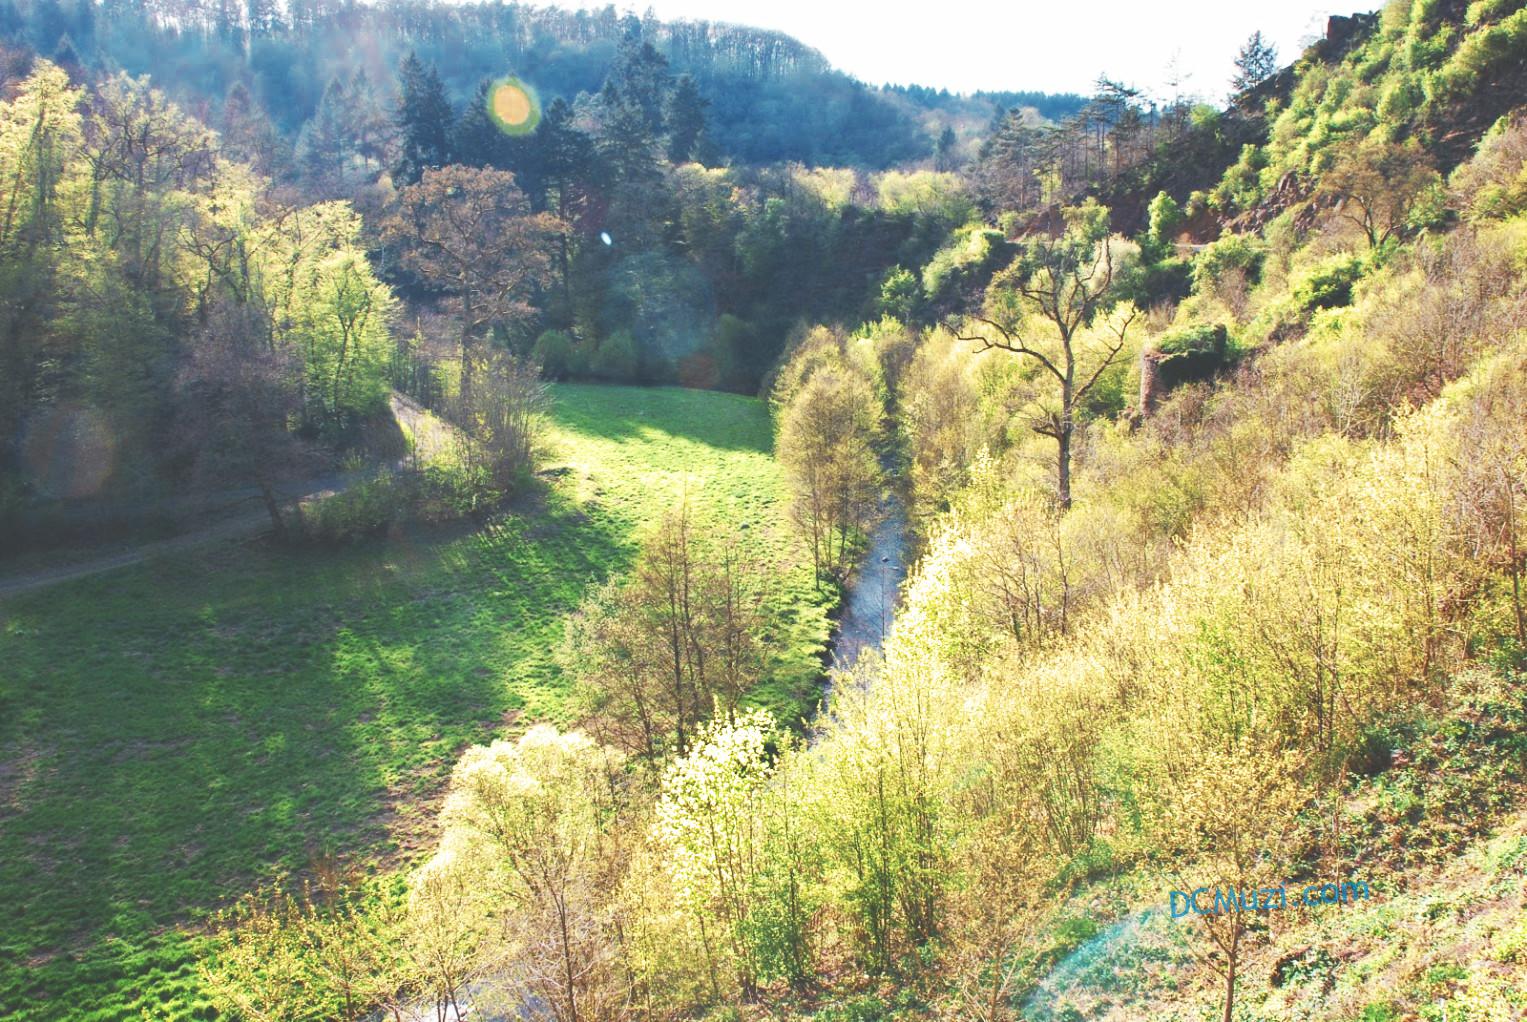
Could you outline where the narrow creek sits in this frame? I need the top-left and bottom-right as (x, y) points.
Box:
(821, 484), (912, 699)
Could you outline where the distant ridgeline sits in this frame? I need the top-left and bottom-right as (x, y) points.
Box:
(0, 0), (1082, 168)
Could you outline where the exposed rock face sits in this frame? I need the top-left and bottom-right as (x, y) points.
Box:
(1138, 323), (1232, 418)
(1322, 12), (1380, 57)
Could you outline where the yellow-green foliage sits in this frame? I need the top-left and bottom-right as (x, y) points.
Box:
(814, 195), (1527, 1005)
(874, 169), (975, 225)
(1453, 113), (1527, 221)
(1215, 0), (1524, 213)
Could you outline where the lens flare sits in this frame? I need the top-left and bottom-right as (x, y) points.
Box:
(487, 77), (540, 136)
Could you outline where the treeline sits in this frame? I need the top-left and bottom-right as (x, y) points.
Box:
(0, 0), (1082, 169)
(0, 62), (400, 524)
(0, 59), (549, 539)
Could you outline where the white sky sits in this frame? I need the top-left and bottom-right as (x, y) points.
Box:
(557, 0), (1364, 100)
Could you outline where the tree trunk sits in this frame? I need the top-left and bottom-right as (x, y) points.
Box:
(556, 895), (579, 1022)
(1057, 424), (1073, 512)
(1222, 932), (1239, 1022)
(257, 480), (286, 537)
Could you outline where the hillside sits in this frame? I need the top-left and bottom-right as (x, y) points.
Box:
(1, 0), (1524, 1020)
(0, 0), (1081, 169)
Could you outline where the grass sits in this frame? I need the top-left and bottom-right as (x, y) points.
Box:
(0, 383), (832, 1020)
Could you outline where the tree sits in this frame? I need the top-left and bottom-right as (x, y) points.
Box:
(562, 508), (768, 758)
(1146, 190), (1184, 253)
(1230, 31), (1279, 96)
(604, 38), (672, 137)
(382, 165), (561, 407)
(177, 297), (312, 537)
(204, 878), (404, 1022)
(393, 52), (453, 185)
(879, 266), (921, 321)
(934, 125), (957, 171)
(776, 364), (883, 582)
(654, 709), (778, 1000)
(0, 60), (83, 466)
(666, 73), (707, 163)
(958, 200), (1137, 511)
(222, 82), (288, 178)
(1317, 137), (1439, 249)
(1156, 747), (1305, 1022)
(441, 725), (627, 1022)
(453, 347), (548, 490)
(297, 75), (360, 190)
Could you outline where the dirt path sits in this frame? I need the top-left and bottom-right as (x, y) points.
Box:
(0, 394), (459, 601)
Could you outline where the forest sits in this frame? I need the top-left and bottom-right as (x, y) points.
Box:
(2, 0), (1527, 1020)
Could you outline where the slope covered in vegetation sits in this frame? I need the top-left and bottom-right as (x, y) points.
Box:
(255, 3), (1525, 1021)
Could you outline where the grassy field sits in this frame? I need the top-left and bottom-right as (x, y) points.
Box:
(0, 384), (832, 1020)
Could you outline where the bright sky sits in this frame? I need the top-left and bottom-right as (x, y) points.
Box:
(558, 0), (1363, 99)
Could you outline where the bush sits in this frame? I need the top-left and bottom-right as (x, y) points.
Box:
(1451, 112), (1527, 221)
(301, 471), (402, 544)
(1192, 233), (1264, 299)
(532, 329), (575, 379)
(1292, 253), (1366, 311)
(1132, 257), (1194, 306)
(590, 330), (638, 380)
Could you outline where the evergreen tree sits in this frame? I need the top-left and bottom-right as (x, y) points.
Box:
(244, 0), (281, 37)
(344, 69), (391, 174)
(666, 73), (707, 163)
(935, 125), (957, 171)
(0, 0), (21, 41)
(296, 75), (353, 186)
(393, 52), (453, 185)
(453, 79), (510, 171)
(29, 0), (68, 51)
(1231, 31), (1279, 95)
(606, 38), (671, 136)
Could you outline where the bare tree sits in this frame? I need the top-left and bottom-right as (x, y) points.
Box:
(383, 166), (562, 406)
(958, 201), (1136, 510)
(453, 348), (549, 490)
(177, 297), (313, 536)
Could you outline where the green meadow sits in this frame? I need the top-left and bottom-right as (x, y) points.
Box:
(0, 383), (832, 1020)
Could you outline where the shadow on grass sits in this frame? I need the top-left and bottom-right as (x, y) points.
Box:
(0, 491), (629, 1019)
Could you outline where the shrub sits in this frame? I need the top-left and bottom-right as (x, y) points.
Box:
(1132, 258), (1194, 307)
(590, 329), (638, 380)
(1292, 253), (1367, 311)
(1192, 233), (1264, 317)
(302, 471), (402, 544)
(1451, 112), (1527, 221)
(1147, 191), (1184, 248)
(532, 329), (575, 379)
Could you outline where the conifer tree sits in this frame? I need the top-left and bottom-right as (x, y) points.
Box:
(666, 73), (707, 163)
(393, 52), (452, 185)
(1231, 31), (1278, 95)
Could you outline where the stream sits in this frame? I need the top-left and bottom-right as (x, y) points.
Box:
(822, 486), (912, 696)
